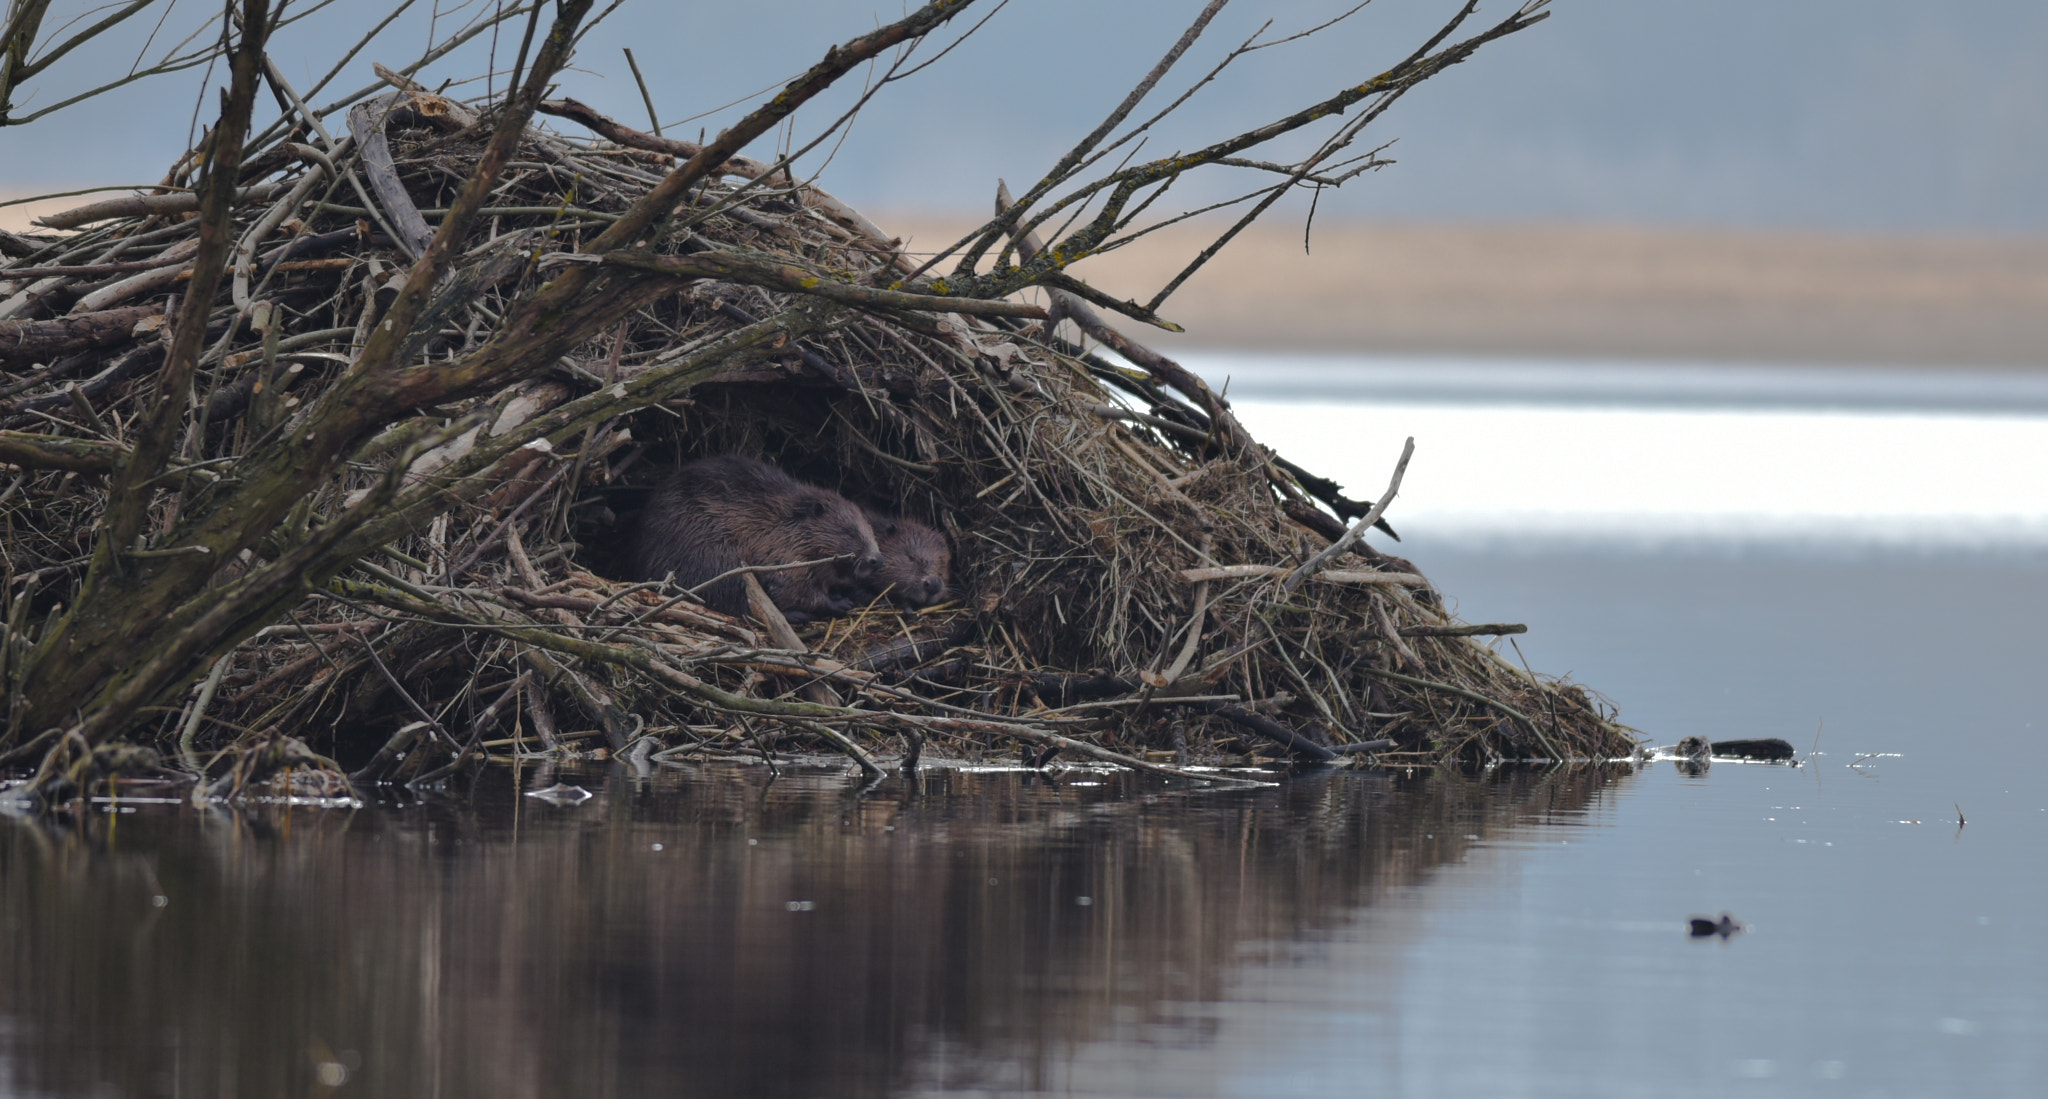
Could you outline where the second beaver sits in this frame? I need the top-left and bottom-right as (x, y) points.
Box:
(628, 455), (881, 621)
(850, 509), (951, 610)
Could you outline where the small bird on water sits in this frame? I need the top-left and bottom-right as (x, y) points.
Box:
(1689, 912), (1746, 939)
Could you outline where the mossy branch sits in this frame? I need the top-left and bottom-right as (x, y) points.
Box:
(598, 249), (1047, 319)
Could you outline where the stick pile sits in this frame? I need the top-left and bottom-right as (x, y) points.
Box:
(2, 83), (1636, 792)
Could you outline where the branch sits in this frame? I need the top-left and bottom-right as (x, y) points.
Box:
(95, 0), (270, 552)
(535, 96), (907, 264)
(598, 248), (1045, 318)
(347, 0), (594, 381)
(3, 0), (344, 127)
(0, 430), (124, 472)
(949, 0), (1229, 275)
(996, 181), (1244, 450)
(0, 303), (163, 366)
(948, 1), (1551, 300)
(579, 1), (980, 258)
(1282, 437), (1412, 593)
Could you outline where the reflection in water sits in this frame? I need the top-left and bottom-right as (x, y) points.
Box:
(0, 762), (1626, 1097)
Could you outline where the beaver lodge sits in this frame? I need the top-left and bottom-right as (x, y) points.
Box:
(0, 0), (1633, 806)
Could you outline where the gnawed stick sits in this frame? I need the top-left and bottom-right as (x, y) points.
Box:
(1372, 595), (1426, 675)
(346, 95), (434, 259)
(791, 719), (885, 778)
(1283, 437), (1413, 593)
(1182, 563), (1426, 587)
(743, 572), (842, 708)
(1401, 622), (1526, 637)
(33, 183), (287, 230)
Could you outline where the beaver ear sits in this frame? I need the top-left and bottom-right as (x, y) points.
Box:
(873, 517), (899, 538)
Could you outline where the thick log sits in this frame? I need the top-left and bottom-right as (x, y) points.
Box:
(347, 94), (435, 259)
(1206, 704), (1336, 763)
(0, 304), (162, 366)
(0, 430), (125, 472)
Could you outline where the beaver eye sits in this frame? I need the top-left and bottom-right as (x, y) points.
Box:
(790, 499), (826, 520)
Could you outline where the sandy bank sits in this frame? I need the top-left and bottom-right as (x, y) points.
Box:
(882, 215), (2048, 369)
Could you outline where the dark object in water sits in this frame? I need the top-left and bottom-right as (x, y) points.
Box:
(1689, 912), (1746, 939)
(853, 509), (951, 609)
(1667, 736), (1800, 774)
(628, 455), (881, 620)
(1710, 737), (1797, 761)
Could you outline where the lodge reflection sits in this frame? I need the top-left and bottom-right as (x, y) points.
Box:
(0, 762), (1630, 1098)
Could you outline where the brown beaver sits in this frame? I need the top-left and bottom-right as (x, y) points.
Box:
(852, 509), (951, 609)
(628, 455), (881, 621)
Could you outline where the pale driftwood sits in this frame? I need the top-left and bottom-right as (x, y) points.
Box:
(347, 95), (434, 260)
(1180, 564), (1426, 587)
(500, 587), (752, 643)
(69, 239), (199, 313)
(1282, 436), (1413, 593)
(1319, 569), (1429, 586)
(1, 254), (191, 279)
(34, 183), (287, 230)
(742, 572), (842, 708)
(886, 712), (1267, 785)
(232, 165), (331, 311)
(1372, 595), (1426, 675)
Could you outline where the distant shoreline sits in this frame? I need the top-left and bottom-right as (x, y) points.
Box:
(12, 189), (2044, 368)
(881, 215), (2048, 370)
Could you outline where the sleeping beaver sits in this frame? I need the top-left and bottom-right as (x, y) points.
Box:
(628, 455), (880, 621)
(852, 509), (951, 610)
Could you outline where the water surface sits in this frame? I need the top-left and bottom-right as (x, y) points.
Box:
(5, 357), (2046, 1097)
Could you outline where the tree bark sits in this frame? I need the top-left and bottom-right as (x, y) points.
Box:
(0, 304), (162, 366)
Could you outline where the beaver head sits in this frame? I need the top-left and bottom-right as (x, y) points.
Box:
(782, 492), (882, 581)
(865, 512), (950, 608)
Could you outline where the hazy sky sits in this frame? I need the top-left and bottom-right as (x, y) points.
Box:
(4, 0), (2045, 233)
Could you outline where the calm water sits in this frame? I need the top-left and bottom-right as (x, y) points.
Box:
(5, 359), (2047, 1097)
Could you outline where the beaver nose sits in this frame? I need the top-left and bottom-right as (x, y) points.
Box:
(921, 577), (942, 600)
(855, 552), (880, 578)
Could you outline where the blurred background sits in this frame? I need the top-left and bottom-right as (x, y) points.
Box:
(5, 0), (2046, 539)
(7, 0), (2048, 366)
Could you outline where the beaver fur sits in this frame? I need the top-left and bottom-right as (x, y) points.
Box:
(853, 509), (951, 609)
(628, 455), (880, 620)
